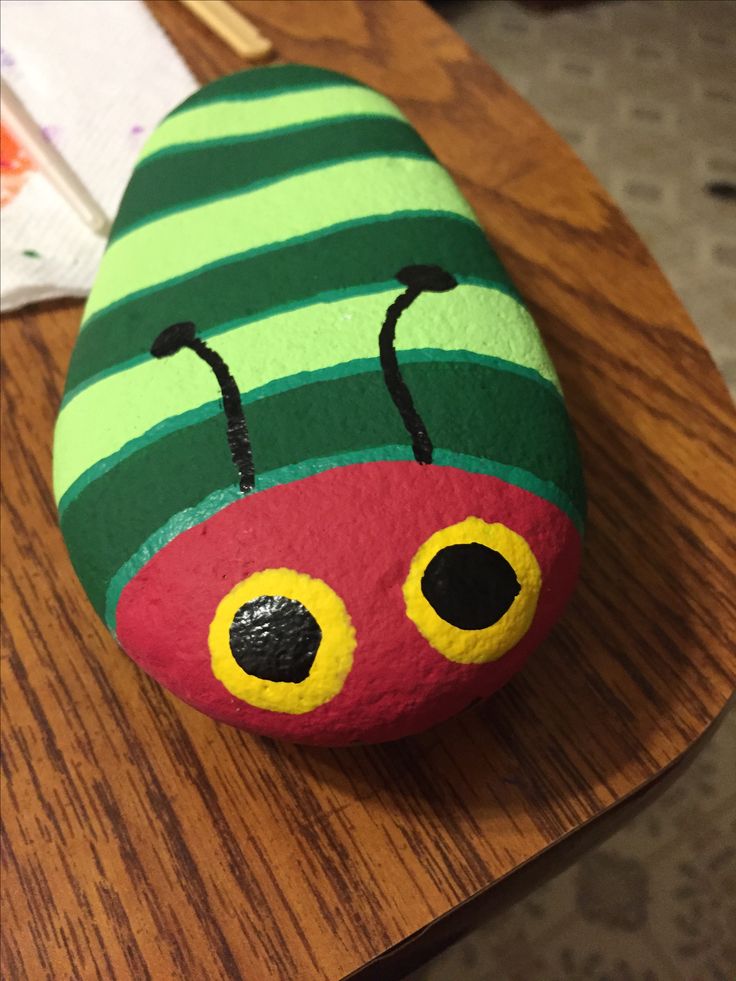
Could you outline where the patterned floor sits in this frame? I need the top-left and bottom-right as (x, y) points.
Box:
(444, 0), (736, 395)
(409, 2), (736, 979)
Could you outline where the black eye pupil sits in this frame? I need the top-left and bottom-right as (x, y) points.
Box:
(229, 595), (322, 683)
(421, 543), (521, 630)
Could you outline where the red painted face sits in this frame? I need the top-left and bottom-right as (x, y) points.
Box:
(116, 461), (581, 745)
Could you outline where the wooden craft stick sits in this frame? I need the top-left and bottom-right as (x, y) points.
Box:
(0, 77), (111, 237)
(179, 0), (273, 61)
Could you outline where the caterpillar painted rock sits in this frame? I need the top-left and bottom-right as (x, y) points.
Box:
(54, 64), (585, 746)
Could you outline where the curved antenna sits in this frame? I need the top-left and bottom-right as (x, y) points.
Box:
(151, 321), (255, 494)
(379, 264), (457, 464)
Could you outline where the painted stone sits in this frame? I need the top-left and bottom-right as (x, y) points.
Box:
(54, 65), (585, 746)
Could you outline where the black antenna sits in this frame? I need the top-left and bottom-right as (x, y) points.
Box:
(379, 264), (457, 464)
(151, 321), (255, 494)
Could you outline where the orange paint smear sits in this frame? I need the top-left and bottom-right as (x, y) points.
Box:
(0, 121), (36, 208)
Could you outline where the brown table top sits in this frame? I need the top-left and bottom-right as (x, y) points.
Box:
(2, 2), (735, 979)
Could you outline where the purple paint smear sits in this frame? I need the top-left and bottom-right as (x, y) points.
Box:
(130, 124), (145, 136)
(41, 125), (62, 144)
(0, 48), (15, 68)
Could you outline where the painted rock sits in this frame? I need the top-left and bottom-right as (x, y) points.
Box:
(54, 65), (585, 746)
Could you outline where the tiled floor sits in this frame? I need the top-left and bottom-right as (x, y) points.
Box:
(444, 0), (736, 396)
(409, 2), (736, 978)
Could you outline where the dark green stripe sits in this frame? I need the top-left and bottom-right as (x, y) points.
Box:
(60, 361), (584, 618)
(168, 66), (364, 117)
(65, 213), (510, 399)
(110, 117), (432, 243)
(58, 350), (562, 515)
(140, 116), (403, 167)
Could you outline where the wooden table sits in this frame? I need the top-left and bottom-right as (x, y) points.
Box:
(3, 2), (735, 979)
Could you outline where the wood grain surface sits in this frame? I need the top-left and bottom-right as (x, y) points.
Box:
(2, 2), (735, 979)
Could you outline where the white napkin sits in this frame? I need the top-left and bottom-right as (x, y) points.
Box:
(0, 0), (197, 312)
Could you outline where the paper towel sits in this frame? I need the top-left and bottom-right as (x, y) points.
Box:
(0, 0), (196, 312)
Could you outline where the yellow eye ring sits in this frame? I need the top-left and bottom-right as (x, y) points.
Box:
(208, 568), (356, 714)
(403, 517), (542, 664)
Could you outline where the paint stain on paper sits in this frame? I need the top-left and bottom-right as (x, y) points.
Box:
(0, 122), (36, 208)
(41, 124), (62, 144)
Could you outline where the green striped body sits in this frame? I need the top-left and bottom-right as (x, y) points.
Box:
(54, 64), (585, 638)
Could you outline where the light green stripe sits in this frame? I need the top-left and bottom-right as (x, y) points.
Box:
(138, 85), (405, 162)
(82, 156), (473, 322)
(64, 280), (396, 404)
(62, 276), (521, 409)
(54, 284), (559, 502)
(104, 447), (582, 632)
